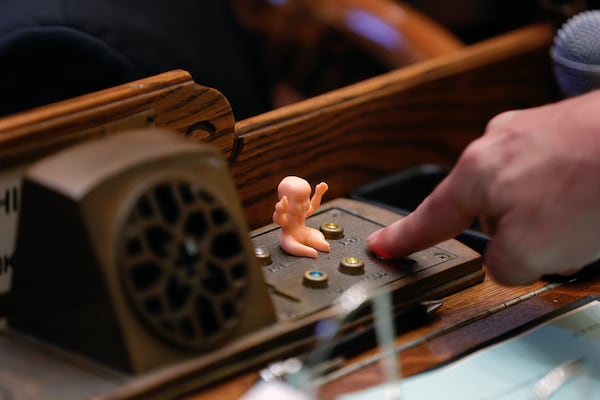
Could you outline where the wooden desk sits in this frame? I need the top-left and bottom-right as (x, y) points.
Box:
(182, 22), (593, 400)
(191, 271), (600, 399)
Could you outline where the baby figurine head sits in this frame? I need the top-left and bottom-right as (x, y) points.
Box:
(277, 176), (311, 214)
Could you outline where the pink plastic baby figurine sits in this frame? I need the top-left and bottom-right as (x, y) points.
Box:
(273, 176), (331, 258)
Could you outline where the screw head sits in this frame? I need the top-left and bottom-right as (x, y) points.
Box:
(254, 247), (272, 266)
(339, 256), (365, 275)
(320, 222), (344, 239)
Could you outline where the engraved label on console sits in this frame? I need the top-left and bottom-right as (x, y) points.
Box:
(0, 166), (24, 294)
(340, 236), (361, 246)
(265, 262), (294, 274)
(0, 186), (18, 215)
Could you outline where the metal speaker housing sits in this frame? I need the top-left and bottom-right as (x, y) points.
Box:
(8, 129), (276, 373)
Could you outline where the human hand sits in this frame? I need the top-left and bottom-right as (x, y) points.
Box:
(368, 90), (600, 285)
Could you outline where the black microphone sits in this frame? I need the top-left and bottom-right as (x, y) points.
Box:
(550, 10), (600, 96)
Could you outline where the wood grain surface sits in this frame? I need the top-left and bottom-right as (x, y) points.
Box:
(0, 69), (236, 167)
(229, 23), (560, 230)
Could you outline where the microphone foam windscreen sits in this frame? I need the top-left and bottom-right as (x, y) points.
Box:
(551, 10), (600, 96)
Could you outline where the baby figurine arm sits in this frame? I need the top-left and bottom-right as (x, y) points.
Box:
(272, 196), (289, 226)
(306, 182), (328, 217)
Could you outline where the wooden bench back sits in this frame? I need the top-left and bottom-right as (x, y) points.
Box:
(229, 23), (559, 228)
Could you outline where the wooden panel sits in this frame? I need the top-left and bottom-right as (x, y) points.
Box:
(229, 23), (560, 230)
(0, 69), (236, 166)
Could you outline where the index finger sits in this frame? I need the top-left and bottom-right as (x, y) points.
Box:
(367, 164), (485, 258)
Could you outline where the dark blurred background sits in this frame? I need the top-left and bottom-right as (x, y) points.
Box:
(0, 0), (597, 120)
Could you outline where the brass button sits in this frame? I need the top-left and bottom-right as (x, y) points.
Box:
(254, 247), (272, 266)
(339, 256), (365, 275)
(303, 270), (328, 288)
(320, 222), (344, 239)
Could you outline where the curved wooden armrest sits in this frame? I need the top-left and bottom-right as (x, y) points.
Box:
(229, 0), (463, 105)
(302, 0), (464, 66)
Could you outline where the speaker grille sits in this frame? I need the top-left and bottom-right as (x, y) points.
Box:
(119, 179), (250, 350)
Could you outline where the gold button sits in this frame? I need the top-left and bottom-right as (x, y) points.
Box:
(339, 256), (365, 275)
(320, 222), (344, 239)
(303, 270), (328, 288)
(254, 247), (272, 266)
